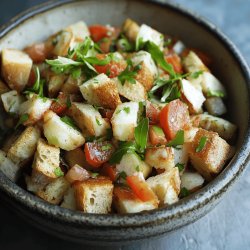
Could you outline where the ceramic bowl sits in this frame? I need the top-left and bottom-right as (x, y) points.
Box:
(0, 0), (250, 245)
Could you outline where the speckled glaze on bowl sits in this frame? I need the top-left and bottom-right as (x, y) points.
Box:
(0, 0), (250, 245)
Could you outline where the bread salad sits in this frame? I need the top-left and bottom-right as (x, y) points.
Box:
(0, 19), (237, 214)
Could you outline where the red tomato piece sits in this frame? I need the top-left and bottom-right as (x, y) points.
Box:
(50, 92), (69, 114)
(146, 101), (160, 125)
(89, 25), (113, 42)
(126, 175), (158, 202)
(24, 43), (51, 63)
(84, 141), (115, 168)
(165, 53), (183, 74)
(94, 54), (127, 78)
(101, 163), (118, 182)
(159, 99), (190, 140)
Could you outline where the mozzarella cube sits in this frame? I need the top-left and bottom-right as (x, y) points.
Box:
(181, 79), (205, 114)
(68, 102), (110, 137)
(1, 90), (25, 114)
(111, 102), (139, 141)
(172, 40), (186, 55)
(43, 110), (85, 151)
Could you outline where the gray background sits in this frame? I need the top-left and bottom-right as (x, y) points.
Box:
(0, 0), (250, 249)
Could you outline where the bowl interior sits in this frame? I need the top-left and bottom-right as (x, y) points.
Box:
(0, 0), (249, 226)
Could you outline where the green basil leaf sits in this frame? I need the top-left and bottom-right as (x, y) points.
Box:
(190, 70), (203, 79)
(206, 89), (225, 98)
(54, 167), (64, 177)
(175, 163), (185, 172)
(167, 130), (184, 148)
(15, 114), (29, 129)
(84, 55), (111, 66)
(196, 136), (208, 152)
(60, 116), (80, 131)
(179, 187), (190, 198)
(134, 117), (149, 153)
(117, 36), (134, 52)
(109, 141), (137, 164)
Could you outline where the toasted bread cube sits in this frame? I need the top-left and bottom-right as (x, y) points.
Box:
(184, 127), (198, 142)
(116, 152), (152, 179)
(0, 150), (20, 182)
(201, 72), (226, 97)
(191, 114), (237, 140)
(61, 187), (77, 210)
(1, 90), (25, 114)
(131, 51), (158, 91)
(7, 126), (41, 165)
(188, 128), (231, 180)
(31, 138), (60, 187)
(68, 102), (110, 137)
(25, 175), (43, 193)
(43, 111), (85, 151)
(183, 51), (209, 74)
(113, 186), (158, 213)
(19, 94), (52, 125)
(52, 21), (89, 56)
(64, 147), (87, 168)
(47, 74), (67, 97)
(181, 171), (204, 192)
(37, 177), (70, 205)
(146, 168), (181, 205)
(61, 75), (85, 95)
(0, 80), (10, 95)
(115, 78), (147, 102)
(79, 73), (121, 109)
(111, 102), (139, 141)
(145, 147), (175, 171)
(1, 49), (32, 92)
(204, 97), (227, 116)
(181, 79), (205, 114)
(74, 178), (113, 214)
(122, 18), (140, 42)
(137, 24), (164, 50)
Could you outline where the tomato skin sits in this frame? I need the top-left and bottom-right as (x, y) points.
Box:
(101, 163), (118, 182)
(159, 99), (190, 140)
(84, 141), (115, 168)
(89, 25), (112, 42)
(126, 175), (158, 202)
(165, 53), (183, 74)
(146, 101), (160, 125)
(94, 54), (127, 78)
(50, 92), (69, 115)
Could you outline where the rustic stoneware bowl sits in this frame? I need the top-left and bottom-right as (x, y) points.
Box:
(0, 0), (250, 245)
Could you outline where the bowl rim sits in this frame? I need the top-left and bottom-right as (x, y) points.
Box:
(0, 0), (250, 228)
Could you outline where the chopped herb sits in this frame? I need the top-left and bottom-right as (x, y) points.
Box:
(71, 67), (82, 79)
(175, 163), (185, 172)
(119, 171), (127, 180)
(66, 96), (71, 108)
(116, 109), (122, 114)
(196, 136), (208, 152)
(96, 118), (102, 126)
(207, 89), (225, 98)
(135, 165), (140, 172)
(117, 35), (134, 52)
(91, 172), (99, 178)
(152, 125), (165, 136)
(123, 107), (130, 114)
(167, 130), (184, 148)
(54, 167), (64, 177)
(134, 117), (149, 153)
(101, 144), (112, 151)
(164, 38), (172, 47)
(190, 70), (203, 79)
(179, 187), (190, 198)
(60, 116), (80, 131)
(15, 114), (29, 129)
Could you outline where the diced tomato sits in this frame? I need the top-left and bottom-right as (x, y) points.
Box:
(126, 175), (158, 202)
(89, 25), (113, 42)
(159, 99), (190, 140)
(149, 125), (167, 146)
(94, 54), (127, 78)
(146, 101), (160, 125)
(84, 141), (115, 168)
(65, 164), (90, 184)
(98, 38), (112, 53)
(50, 92), (69, 114)
(24, 43), (51, 63)
(101, 163), (118, 182)
(182, 48), (212, 67)
(165, 53), (183, 74)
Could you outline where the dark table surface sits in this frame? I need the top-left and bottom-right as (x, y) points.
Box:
(0, 0), (250, 249)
